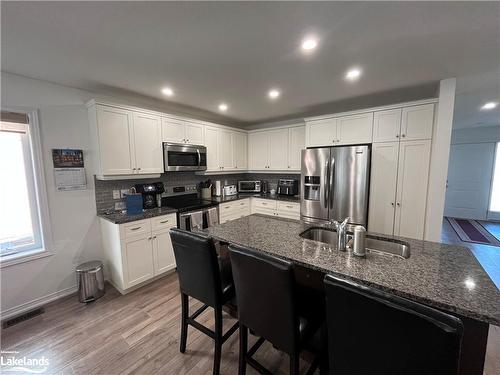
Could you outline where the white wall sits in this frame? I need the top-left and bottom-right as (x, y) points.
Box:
(451, 125), (500, 144)
(0, 73), (102, 317)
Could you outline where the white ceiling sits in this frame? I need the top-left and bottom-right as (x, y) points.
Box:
(1, 1), (499, 128)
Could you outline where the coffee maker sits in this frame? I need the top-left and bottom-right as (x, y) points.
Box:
(135, 182), (165, 209)
(277, 179), (299, 196)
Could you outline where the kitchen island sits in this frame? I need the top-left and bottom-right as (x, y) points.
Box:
(198, 214), (500, 375)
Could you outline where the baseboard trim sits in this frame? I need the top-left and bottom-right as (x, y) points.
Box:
(0, 285), (78, 321)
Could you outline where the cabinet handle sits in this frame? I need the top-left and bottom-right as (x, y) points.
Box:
(160, 220), (169, 224)
(186, 139), (190, 143)
(262, 202), (268, 206)
(148, 236), (152, 240)
(391, 202), (395, 206)
(401, 134), (406, 138)
(130, 227), (141, 231)
(132, 168), (136, 170)
(240, 202), (245, 206)
(286, 205), (293, 209)
(153, 235), (157, 239)
(397, 202), (401, 206)
(137, 167), (141, 170)
(396, 134), (400, 138)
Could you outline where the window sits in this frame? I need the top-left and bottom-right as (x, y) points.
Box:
(0, 111), (44, 258)
(489, 142), (500, 214)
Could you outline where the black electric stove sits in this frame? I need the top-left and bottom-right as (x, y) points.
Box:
(162, 193), (217, 213)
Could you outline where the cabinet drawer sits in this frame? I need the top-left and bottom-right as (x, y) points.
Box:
(151, 214), (177, 232)
(252, 198), (277, 210)
(276, 211), (300, 220)
(219, 199), (250, 214)
(122, 219), (151, 239)
(252, 207), (276, 217)
(277, 201), (300, 213)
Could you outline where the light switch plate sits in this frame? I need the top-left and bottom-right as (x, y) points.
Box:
(112, 190), (120, 199)
(114, 201), (126, 210)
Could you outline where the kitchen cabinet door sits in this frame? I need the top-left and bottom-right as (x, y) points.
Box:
(161, 118), (186, 143)
(306, 118), (337, 147)
(96, 105), (134, 175)
(336, 113), (373, 145)
(132, 112), (163, 174)
(401, 104), (434, 141)
(217, 129), (233, 170)
(288, 126), (305, 171)
(204, 127), (219, 171)
(248, 132), (269, 170)
(233, 131), (247, 170)
(153, 230), (176, 275)
(393, 140), (431, 239)
(185, 123), (204, 145)
(124, 236), (154, 288)
(368, 142), (399, 235)
(373, 109), (402, 143)
(268, 129), (289, 170)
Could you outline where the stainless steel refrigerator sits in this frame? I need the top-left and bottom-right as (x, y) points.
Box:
(300, 145), (371, 226)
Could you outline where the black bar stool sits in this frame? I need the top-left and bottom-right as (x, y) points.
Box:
(229, 244), (322, 375)
(169, 228), (239, 375)
(324, 274), (464, 375)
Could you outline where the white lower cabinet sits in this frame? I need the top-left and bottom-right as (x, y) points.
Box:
(219, 199), (251, 224)
(100, 213), (177, 294)
(251, 198), (300, 220)
(368, 140), (431, 239)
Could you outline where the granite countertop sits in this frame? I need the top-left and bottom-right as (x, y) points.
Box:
(199, 214), (500, 325)
(211, 193), (300, 204)
(98, 206), (178, 224)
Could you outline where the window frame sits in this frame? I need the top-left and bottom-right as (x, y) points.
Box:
(0, 109), (54, 267)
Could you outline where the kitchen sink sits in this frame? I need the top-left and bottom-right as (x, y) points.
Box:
(300, 227), (410, 259)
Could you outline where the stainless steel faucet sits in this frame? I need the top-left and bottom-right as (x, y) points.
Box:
(332, 217), (350, 251)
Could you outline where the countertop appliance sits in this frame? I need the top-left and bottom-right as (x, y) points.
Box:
(238, 180), (261, 193)
(135, 182), (165, 209)
(223, 184), (238, 196)
(162, 186), (219, 231)
(163, 143), (207, 172)
(300, 145), (370, 226)
(277, 179), (299, 196)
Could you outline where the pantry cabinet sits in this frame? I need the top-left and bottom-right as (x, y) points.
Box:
(368, 140), (431, 240)
(100, 213), (177, 293)
(306, 113), (373, 147)
(88, 103), (163, 177)
(248, 126), (305, 171)
(162, 117), (204, 145)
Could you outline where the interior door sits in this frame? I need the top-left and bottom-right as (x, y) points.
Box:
(444, 143), (496, 220)
(368, 142), (399, 235)
(132, 112), (162, 174)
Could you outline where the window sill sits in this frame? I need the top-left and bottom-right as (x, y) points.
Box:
(0, 248), (54, 268)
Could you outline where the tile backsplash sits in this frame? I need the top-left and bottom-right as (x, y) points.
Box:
(94, 172), (300, 213)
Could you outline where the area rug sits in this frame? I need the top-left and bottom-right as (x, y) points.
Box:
(446, 218), (500, 246)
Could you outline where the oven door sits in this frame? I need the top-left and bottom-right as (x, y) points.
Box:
(163, 143), (207, 171)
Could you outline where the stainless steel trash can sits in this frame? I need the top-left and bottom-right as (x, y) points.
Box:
(76, 261), (105, 303)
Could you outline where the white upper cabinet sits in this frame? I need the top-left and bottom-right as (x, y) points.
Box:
(90, 104), (163, 177)
(94, 105), (134, 175)
(400, 104), (434, 141)
(306, 113), (373, 147)
(232, 132), (248, 170)
(306, 118), (337, 147)
(217, 129), (233, 170)
(204, 126), (219, 171)
(162, 117), (204, 145)
(336, 113), (373, 145)
(249, 131), (270, 170)
(288, 126), (305, 170)
(373, 109), (402, 143)
(268, 129), (289, 170)
(131, 112), (163, 174)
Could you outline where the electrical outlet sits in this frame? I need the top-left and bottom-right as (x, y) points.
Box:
(114, 201), (126, 210)
(112, 190), (121, 200)
(120, 189), (129, 198)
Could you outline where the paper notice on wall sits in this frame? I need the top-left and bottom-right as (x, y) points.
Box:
(52, 149), (87, 191)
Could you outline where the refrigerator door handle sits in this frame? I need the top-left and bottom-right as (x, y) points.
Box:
(324, 160), (330, 209)
(329, 157), (335, 210)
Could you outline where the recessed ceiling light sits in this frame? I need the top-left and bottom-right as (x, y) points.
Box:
(481, 102), (498, 110)
(345, 68), (362, 81)
(301, 37), (318, 52)
(161, 87), (174, 96)
(218, 103), (228, 112)
(268, 89), (281, 99)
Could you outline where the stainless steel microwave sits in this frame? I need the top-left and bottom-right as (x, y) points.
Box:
(163, 143), (207, 172)
(238, 180), (261, 193)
